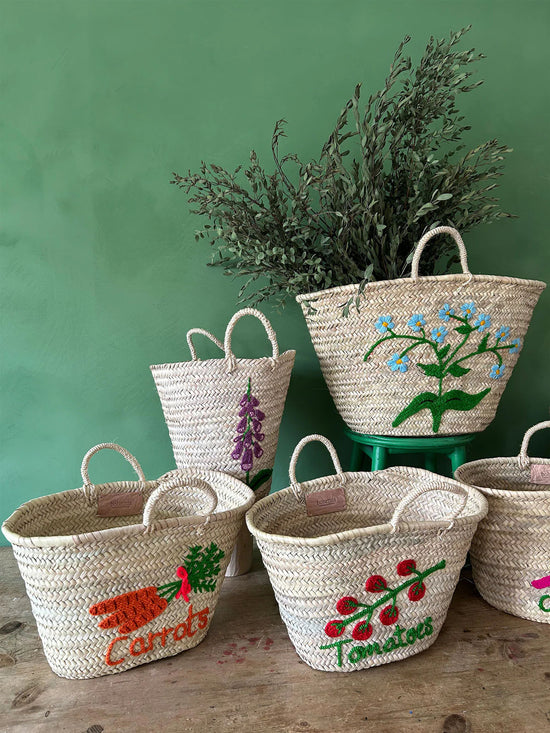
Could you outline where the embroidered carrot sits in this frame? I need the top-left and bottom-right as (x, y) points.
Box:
(89, 587), (168, 634)
(89, 542), (225, 633)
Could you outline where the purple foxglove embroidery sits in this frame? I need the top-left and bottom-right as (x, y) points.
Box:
(232, 378), (272, 492)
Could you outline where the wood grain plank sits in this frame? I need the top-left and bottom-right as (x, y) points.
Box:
(1, 547), (549, 733)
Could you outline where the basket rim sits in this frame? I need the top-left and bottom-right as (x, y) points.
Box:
(455, 456), (550, 498)
(3, 471), (255, 548)
(295, 272), (546, 304)
(150, 348), (296, 372)
(246, 467), (487, 547)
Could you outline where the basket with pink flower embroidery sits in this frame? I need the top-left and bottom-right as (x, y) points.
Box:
(455, 421), (550, 624)
(150, 308), (295, 575)
(246, 435), (487, 672)
(296, 227), (545, 436)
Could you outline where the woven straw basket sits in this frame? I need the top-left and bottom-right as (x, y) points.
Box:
(455, 421), (550, 623)
(246, 435), (487, 672)
(151, 308), (295, 576)
(296, 227), (545, 437)
(2, 443), (254, 679)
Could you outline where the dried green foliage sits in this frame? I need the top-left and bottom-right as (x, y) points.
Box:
(172, 27), (512, 309)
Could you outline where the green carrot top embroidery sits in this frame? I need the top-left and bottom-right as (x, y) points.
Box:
(364, 303), (521, 432)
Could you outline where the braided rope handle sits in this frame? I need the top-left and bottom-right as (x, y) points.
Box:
(186, 328), (224, 361)
(143, 476), (218, 529)
(390, 482), (469, 534)
(517, 421), (550, 469)
(411, 226), (470, 282)
(289, 434), (344, 495)
(81, 443), (145, 487)
(224, 308), (279, 372)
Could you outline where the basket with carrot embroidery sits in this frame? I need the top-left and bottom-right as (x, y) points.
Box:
(151, 307), (295, 576)
(247, 434), (487, 671)
(2, 444), (254, 679)
(296, 227), (545, 436)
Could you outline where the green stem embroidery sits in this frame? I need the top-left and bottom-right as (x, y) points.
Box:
(364, 306), (519, 432)
(364, 331), (440, 362)
(335, 561), (445, 630)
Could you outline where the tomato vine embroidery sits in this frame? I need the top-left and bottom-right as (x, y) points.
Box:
(89, 542), (225, 634)
(364, 304), (521, 432)
(322, 558), (446, 642)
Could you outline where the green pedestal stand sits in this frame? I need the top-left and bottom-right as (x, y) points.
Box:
(345, 428), (476, 477)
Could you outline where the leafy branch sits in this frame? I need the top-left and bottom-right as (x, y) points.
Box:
(172, 27), (513, 308)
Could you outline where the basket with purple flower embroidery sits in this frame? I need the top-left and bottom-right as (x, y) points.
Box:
(246, 434), (487, 672)
(150, 308), (295, 575)
(296, 227), (545, 436)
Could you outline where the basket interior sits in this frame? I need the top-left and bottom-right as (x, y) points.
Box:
(6, 470), (253, 541)
(250, 468), (486, 540)
(455, 457), (550, 494)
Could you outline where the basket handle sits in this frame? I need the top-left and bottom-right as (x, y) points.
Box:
(186, 328), (224, 361)
(517, 421), (550, 469)
(390, 483), (469, 534)
(223, 308), (279, 373)
(289, 434), (344, 492)
(411, 226), (470, 282)
(81, 443), (146, 488)
(143, 476), (218, 530)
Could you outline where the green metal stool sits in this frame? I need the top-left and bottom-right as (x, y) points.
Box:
(345, 428), (476, 477)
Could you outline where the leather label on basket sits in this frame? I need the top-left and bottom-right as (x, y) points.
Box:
(97, 492), (143, 517)
(305, 487), (346, 516)
(530, 464), (550, 485)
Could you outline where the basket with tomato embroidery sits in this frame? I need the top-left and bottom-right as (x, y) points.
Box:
(150, 307), (295, 576)
(455, 421), (550, 624)
(2, 443), (254, 679)
(246, 435), (487, 672)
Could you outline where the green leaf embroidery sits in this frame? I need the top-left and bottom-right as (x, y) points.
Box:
(476, 333), (489, 353)
(184, 543), (225, 594)
(248, 468), (273, 492)
(437, 344), (451, 360)
(417, 363), (444, 378)
(393, 388), (491, 433)
(454, 324), (472, 335)
(446, 363), (471, 377)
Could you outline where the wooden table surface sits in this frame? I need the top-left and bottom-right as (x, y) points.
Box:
(1, 545), (550, 733)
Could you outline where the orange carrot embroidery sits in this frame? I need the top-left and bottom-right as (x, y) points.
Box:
(89, 543), (224, 633)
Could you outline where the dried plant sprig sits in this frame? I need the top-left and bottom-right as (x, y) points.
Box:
(172, 27), (513, 309)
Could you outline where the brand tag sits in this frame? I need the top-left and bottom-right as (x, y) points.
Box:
(530, 464), (550, 485)
(305, 487), (346, 516)
(97, 492), (143, 517)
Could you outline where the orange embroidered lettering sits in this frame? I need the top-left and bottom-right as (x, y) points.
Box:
(105, 635), (127, 666)
(173, 622), (188, 641)
(197, 607), (210, 630)
(129, 636), (150, 656)
(160, 627), (174, 646)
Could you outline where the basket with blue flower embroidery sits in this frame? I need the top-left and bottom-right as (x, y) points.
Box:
(2, 443), (254, 679)
(246, 435), (488, 672)
(150, 308), (295, 575)
(296, 227), (545, 436)
(455, 421), (550, 624)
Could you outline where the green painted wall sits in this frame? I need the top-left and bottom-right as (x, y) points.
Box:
(1, 0), (549, 542)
